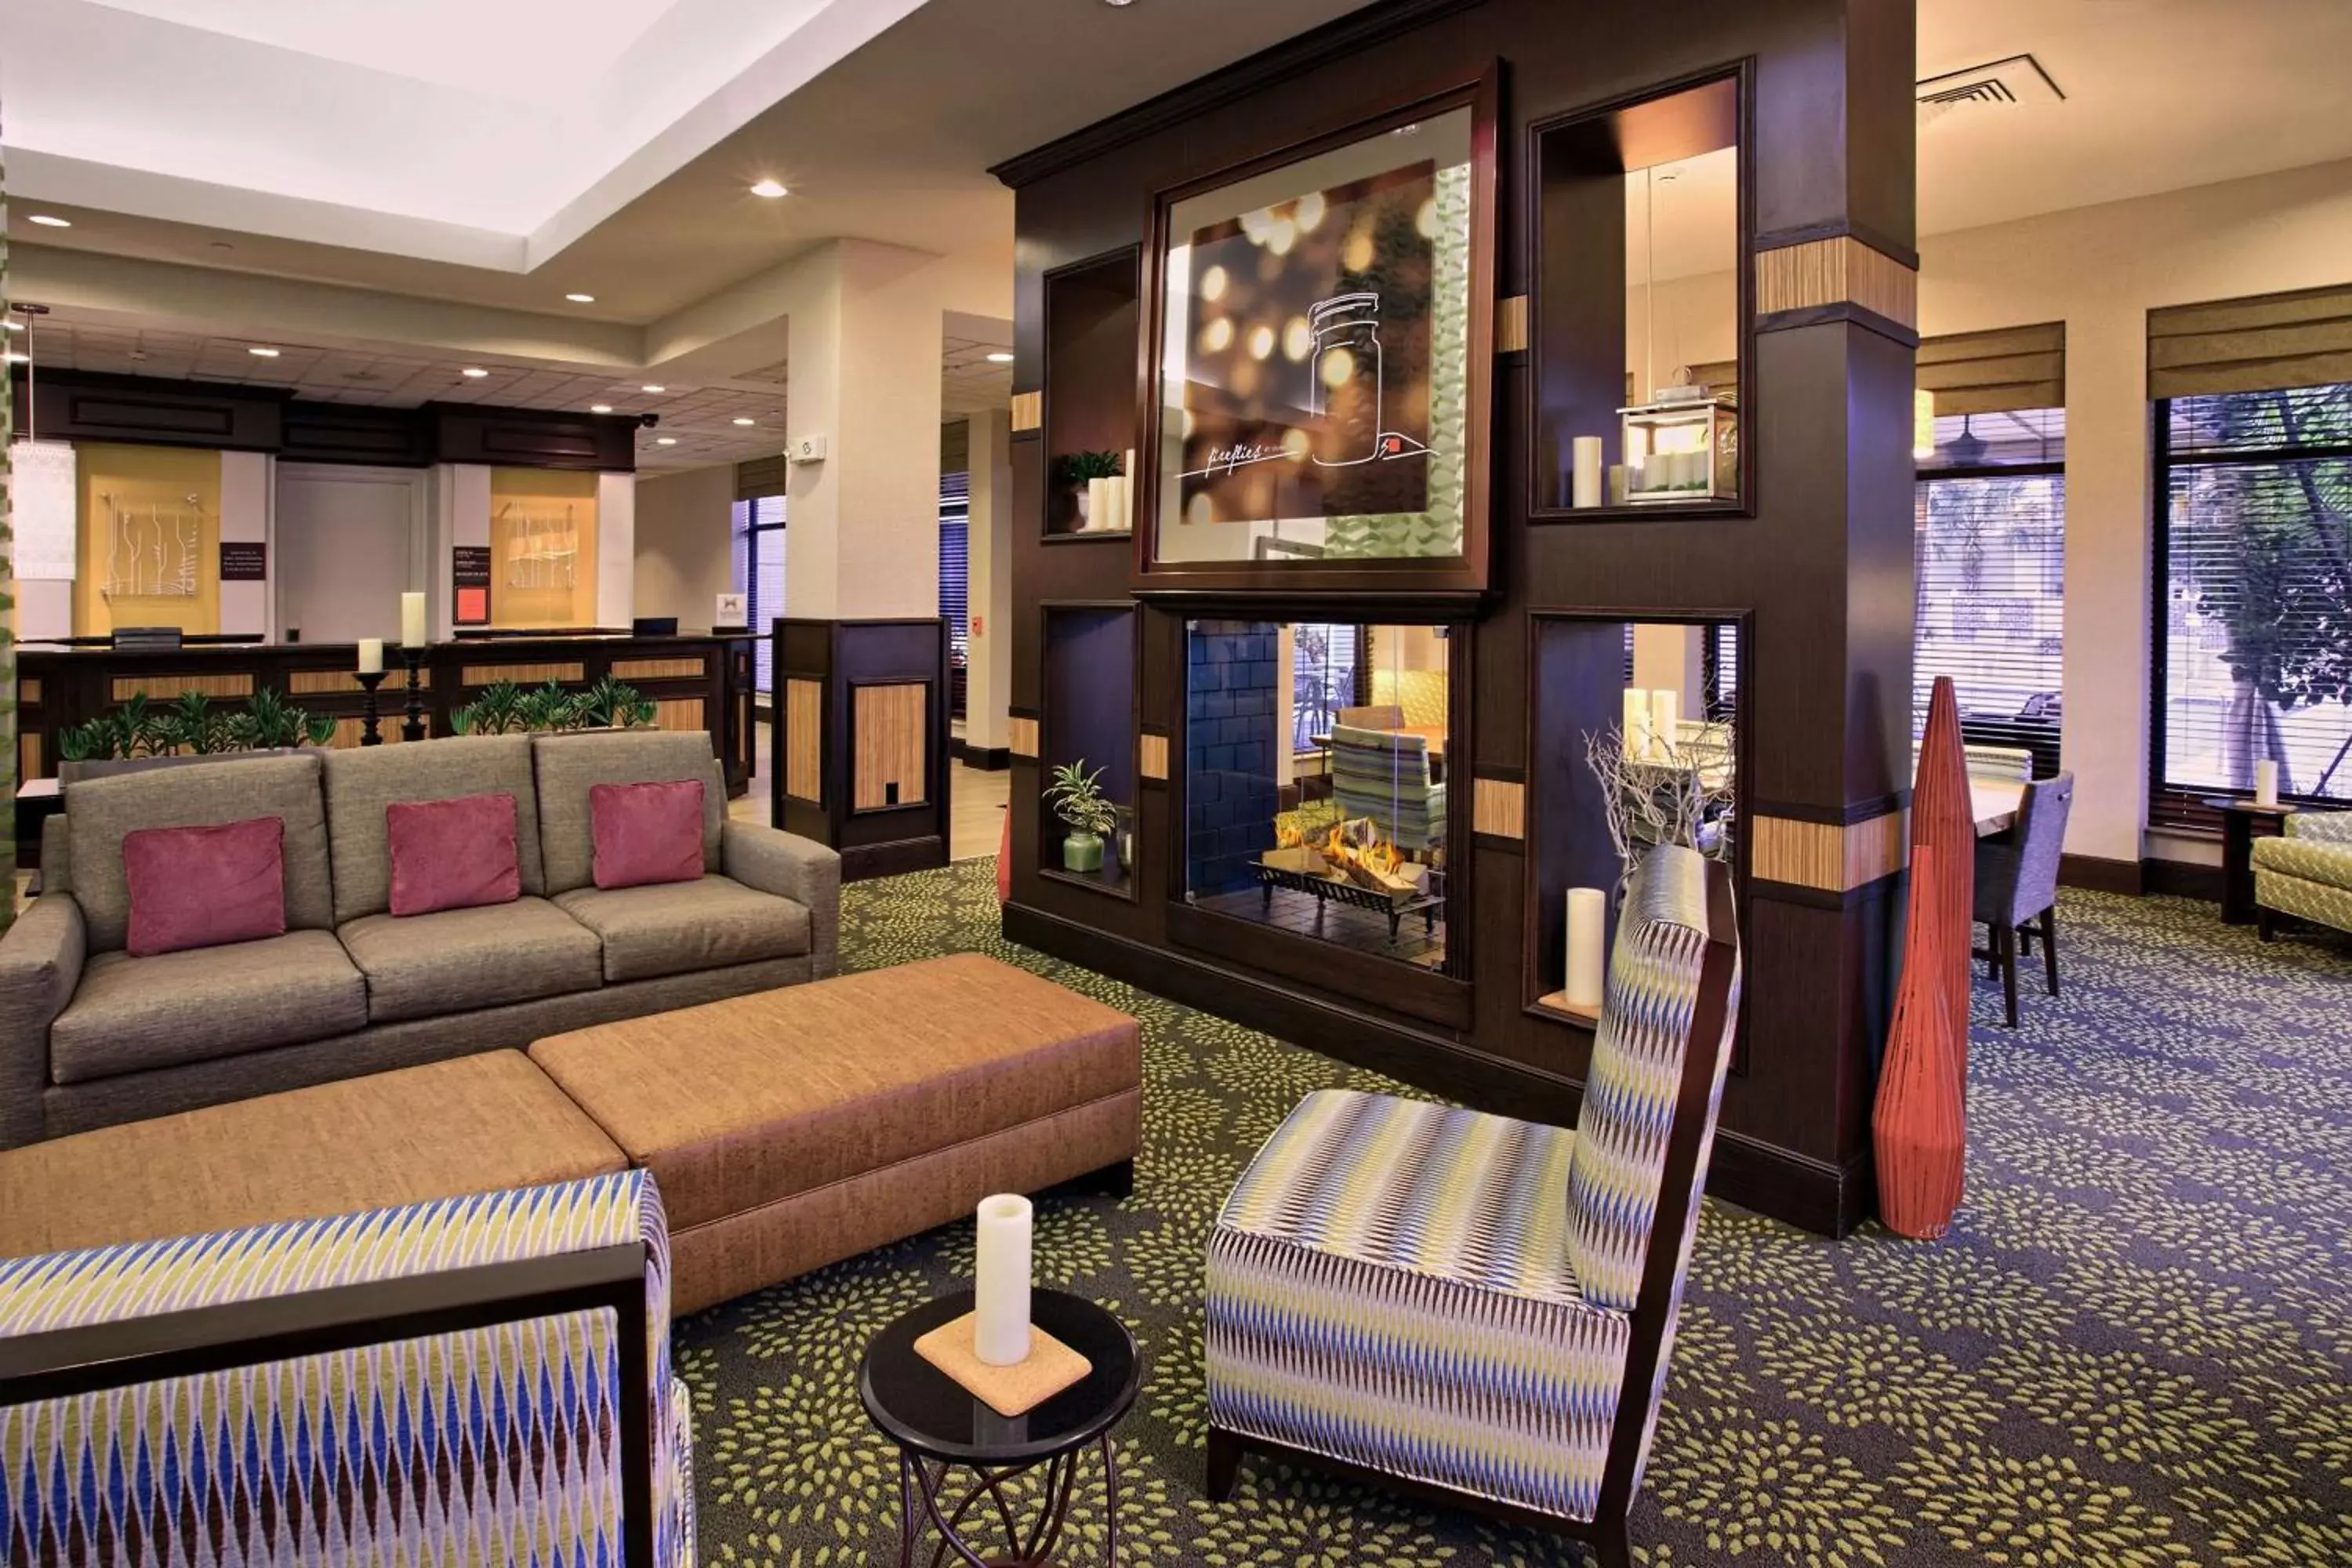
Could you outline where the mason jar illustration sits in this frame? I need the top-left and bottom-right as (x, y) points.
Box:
(1308, 292), (1384, 466)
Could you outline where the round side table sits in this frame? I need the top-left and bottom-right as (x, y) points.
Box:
(859, 1287), (1139, 1567)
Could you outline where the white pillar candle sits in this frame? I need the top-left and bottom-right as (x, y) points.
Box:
(1648, 688), (1679, 760)
(1087, 477), (1112, 533)
(1571, 436), (1604, 510)
(1123, 450), (1137, 526)
(1564, 887), (1607, 1009)
(400, 591), (428, 648)
(356, 637), (384, 675)
(1105, 474), (1129, 533)
(2255, 758), (2280, 808)
(973, 1192), (1033, 1365)
(1623, 688), (1650, 759)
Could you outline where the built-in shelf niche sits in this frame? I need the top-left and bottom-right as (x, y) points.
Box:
(1042, 248), (1142, 542)
(1040, 604), (1139, 898)
(1530, 71), (1749, 522)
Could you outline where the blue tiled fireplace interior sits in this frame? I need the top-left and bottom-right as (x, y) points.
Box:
(1186, 620), (1279, 897)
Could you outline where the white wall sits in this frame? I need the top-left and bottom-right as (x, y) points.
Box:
(964, 410), (1014, 752)
(595, 472), (636, 628)
(429, 463), (491, 641)
(1919, 154), (2352, 868)
(274, 463), (424, 643)
(633, 463), (737, 629)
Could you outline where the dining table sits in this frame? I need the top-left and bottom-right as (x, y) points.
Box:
(1971, 779), (2025, 837)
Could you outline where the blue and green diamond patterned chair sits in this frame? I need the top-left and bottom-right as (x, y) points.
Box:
(2255, 808), (2352, 942)
(0, 1170), (694, 1567)
(1203, 844), (1740, 1566)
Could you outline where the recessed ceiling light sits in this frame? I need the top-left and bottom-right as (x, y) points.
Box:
(565, 292), (596, 303)
(461, 366), (490, 378)
(750, 180), (789, 199)
(641, 383), (666, 393)
(1101, 0), (1135, 7)
(732, 416), (757, 426)
(985, 351), (1014, 363)
(248, 346), (281, 358)
(655, 436), (677, 445)
(27, 215), (71, 228)
(590, 403), (614, 414)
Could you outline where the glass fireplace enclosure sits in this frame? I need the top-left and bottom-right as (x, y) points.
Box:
(1183, 618), (1454, 971)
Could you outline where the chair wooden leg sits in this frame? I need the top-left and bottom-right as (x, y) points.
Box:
(1205, 1428), (1242, 1503)
(2001, 924), (2020, 1028)
(1592, 1510), (1632, 1568)
(2040, 908), (2059, 996)
(2256, 905), (2278, 943)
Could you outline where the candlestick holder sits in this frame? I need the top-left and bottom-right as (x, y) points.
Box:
(355, 670), (390, 746)
(400, 648), (427, 742)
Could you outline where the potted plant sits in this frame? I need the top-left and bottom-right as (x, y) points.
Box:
(56, 688), (339, 784)
(1044, 759), (1119, 873)
(1054, 451), (1123, 529)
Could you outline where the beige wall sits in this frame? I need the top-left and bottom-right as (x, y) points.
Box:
(1919, 154), (2352, 868)
(633, 463), (736, 630)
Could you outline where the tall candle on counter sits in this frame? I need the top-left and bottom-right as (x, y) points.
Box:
(973, 1193), (1033, 1365)
(399, 592), (427, 648)
(2256, 758), (2280, 808)
(1564, 887), (1607, 1010)
(356, 638), (384, 675)
(1570, 436), (1604, 509)
(1648, 689), (1679, 760)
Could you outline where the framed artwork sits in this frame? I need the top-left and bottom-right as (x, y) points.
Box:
(1137, 65), (1498, 600)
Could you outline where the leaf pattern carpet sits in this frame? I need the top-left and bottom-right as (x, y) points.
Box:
(677, 858), (2352, 1566)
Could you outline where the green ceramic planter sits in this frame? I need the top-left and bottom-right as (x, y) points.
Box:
(1062, 831), (1105, 873)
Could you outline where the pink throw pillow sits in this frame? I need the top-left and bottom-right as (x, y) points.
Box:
(590, 779), (706, 890)
(123, 818), (287, 958)
(388, 793), (521, 917)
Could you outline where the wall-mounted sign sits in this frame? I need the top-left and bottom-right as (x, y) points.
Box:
(453, 544), (493, 626)
(11, 441), (78, 581)
(219, 541), (269, 581)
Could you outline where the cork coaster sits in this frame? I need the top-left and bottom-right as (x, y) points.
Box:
(913, 1312), (1093, 1417)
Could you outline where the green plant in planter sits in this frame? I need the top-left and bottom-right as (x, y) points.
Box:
(233, 686), (338, 750)
(452, 681), (528, 735)
(516, 680), (585, 733)
(1044, 759), (1119, 873)
(577, 674), (658, 729)
(1053, 451), (1123, 485)
(166, 691), (241, 754)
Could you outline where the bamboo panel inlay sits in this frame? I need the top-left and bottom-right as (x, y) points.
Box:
(1755, 236), (1918, 330)
(1495, 295), (1529, 355)
(463, 662), (584, 688)
(785, 679), (824, 804)
(1752, 810), (1907, 894)
(1008, 717), (1039, 760)
(19, 680), (38, 706)
(854, 684), (928, 811)
(1472, 778), (1526, 840)
(651, 699), (706, 734)
(613, 657), (706, 682)
(22, 734), (47, 783)
(112, 673), (254, 702)
(289, 668), (434, 696)
(1010, 391), (1043, 433)
(1139, 734), (1169, 782)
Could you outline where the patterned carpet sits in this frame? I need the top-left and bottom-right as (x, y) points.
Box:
(678, 859), (2352, 1567)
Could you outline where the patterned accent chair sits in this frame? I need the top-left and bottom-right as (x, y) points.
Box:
(1973, 771), (2074, 1028)
(2254, 810), (2352, 943)
(0, 1171), (694, 1567)
(1330, 724), (1447, 854)
(1203, 846), (1740, 1567)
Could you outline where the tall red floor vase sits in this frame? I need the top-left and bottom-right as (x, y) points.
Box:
(996, 809), (1012, 905)
(1874, 677), (1976, 1239)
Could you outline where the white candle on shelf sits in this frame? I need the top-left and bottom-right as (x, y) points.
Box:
(2256, 759), (2280, 808)
(1622, 688), (1650, 759)
(399, 592), (427, 648)
(973, 1193), (1033, 1365)
(1571, 436), (1604, 509)
(1123, 450), (1137, 527)
(1087, 477), (1112, 534)
(1105, 474), (1128, 534)
(1648, 688), (1679, 760)
(1564, 887), (1607, 1009)
(357, 638), (384, 675)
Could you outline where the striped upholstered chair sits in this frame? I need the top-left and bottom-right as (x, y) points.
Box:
(1330, 723), (1447, 854)
(1204, 845), (1740, 1566)
(0, 1171), (694, 1567)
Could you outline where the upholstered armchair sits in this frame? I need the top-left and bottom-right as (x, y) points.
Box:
(1203, 846), (1740, 1566)
(2255, 809), (2352, 942)
(0, 1171), (695, 1567)
(1330, 723), (1447, 853)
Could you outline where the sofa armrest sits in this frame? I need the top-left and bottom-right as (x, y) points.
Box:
(0, 895), (85, 1150)
(723, 819), (842, 978)
(2288, 809), (2352, 846)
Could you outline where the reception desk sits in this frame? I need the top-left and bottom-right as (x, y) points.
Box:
(18, 631), (756, 797)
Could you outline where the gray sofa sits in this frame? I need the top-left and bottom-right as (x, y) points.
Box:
(0, 729), (840, 1149)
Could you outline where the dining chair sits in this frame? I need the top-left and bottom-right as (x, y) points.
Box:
(1329, 723), (1446, 853)
(1916, 738), (2035, 783)
(1975, 770), (2074, 1027)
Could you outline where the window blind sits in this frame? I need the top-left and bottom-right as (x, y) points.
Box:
(731, 495), (786, 695)
(735, 456), (789, 503)
(1918, 321), (2066, 418)
(2154, 382), (2352, 826)
(940, 473), (971, 721)
(2149, 284), (2352, 401)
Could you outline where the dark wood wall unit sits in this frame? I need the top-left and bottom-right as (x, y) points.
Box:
(279, 402), (434, 467)
(1042, 250), (1142, 539)
(428, 404), (638, 473)
(771, 618), (952, 882)
(995, 0), (1918, 1236)
(1040, 604), (1140, 893)
(15, 369), (286, 452)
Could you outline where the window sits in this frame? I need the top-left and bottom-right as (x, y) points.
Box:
(1914, 407), (2067, 779)
(940, 472), (970, 720)
(731, 494), (786, 696)
(2154, 382), (2352, 823)
(1289, 623), (1366, 754)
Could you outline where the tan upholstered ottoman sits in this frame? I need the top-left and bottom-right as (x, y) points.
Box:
(529, 953), (1142, 1314)
(0, 1051), (626, 1259)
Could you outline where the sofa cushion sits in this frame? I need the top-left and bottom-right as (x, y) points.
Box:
(592, 779), (706, 890)
(66, 753), (333, 954)
(533, 731), (723, 895)
(554, 876), (808, 983)
(49, 929), (366, 1085)
(123, 817), (286, 956)
(2252, 833), (2352, 890)
(388, 791), (522, 916)
(323, 735), (546, 924)
(0, 1051), (625, 1259)
(339, 896), (604, 1024)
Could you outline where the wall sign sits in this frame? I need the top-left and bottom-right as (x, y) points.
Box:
(219, 541), (269, 581)
(453, 544), (493, 626)
(11, 441), (78, 581)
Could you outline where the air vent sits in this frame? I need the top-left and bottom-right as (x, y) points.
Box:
(1917, 53), (2064, 130)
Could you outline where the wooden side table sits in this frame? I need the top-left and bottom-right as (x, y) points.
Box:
(2204, 797), (2297, 925)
